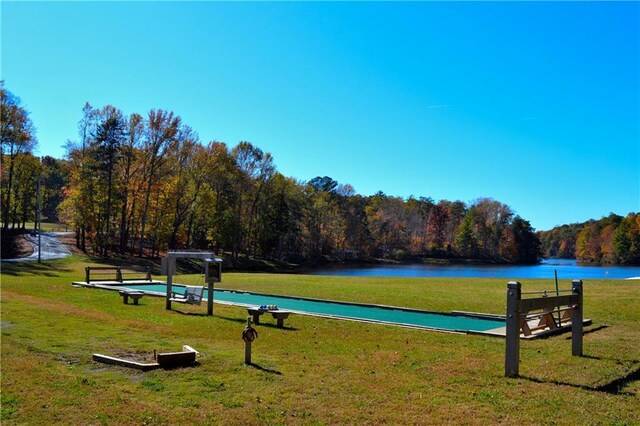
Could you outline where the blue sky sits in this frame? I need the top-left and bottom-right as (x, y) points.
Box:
(2, 1), (638, 231)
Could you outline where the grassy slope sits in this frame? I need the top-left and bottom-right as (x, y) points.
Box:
(1, 256), (639, 425)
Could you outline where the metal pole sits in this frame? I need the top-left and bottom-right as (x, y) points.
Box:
(243, 316), (258, 365)
(207, 281), (214, 316)
(166, 258), (173, 310)
(37, 170), (42, 264)
(555, 269), (561, 324)
(245, 338), (252, 365)
(571, 279), (583, 356)
(505, 281), (521, 377)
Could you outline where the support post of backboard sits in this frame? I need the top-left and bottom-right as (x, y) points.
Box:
(166, 261), (173, 310)
(571, 279), (583, 356)
(207, 281), (214, 316)
(162, 252), (221, 314)
(505, 281), (521, 378)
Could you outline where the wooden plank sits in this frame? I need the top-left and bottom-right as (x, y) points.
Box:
(520, 315), (532, 336)
(87, 267), (121, 271)
(156, 351), (196, 367)
(505, 281), (521, 377)
(183, 345), (199, 354)
(166, 251), (218, 259)
(518, 294), (578, 313)
(539, 312), (558, 329)
(93, 354), (160, 371)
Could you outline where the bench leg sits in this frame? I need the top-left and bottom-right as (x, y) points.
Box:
(277, 318), (284, 328)
(122, 295), (129, 304)
(252, 314), (260, 324)
(133, 298), (139, 305)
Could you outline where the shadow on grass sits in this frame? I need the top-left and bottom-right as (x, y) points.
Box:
(562, 325), (609, 339)
(215, 314), (299, 331)
(161, 361), (201, 371)
(519, 359), (640, 395)
(168, 310), (299, 331)
(578, 354), (638, 362)
(171, 309), (209, 317)
(528, 324), (607, 341)
(212, 315), (248, 324)
(246, 362), (282, 375)
(253, 323), (298, 331)
(0, 260), (73, 277)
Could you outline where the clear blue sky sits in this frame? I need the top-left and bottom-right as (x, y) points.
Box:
(2, 1), (638, 231)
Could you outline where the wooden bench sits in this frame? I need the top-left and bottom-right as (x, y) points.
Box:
(247, 307), (291, 328)
(85, 266), (152, 284)
(169, 286), (204, 306)
(119, 290), (144, 305)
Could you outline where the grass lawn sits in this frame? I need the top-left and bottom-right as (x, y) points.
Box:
(1, 256), (639, 424)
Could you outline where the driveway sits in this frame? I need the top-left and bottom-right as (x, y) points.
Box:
(4, 232), (73, 262)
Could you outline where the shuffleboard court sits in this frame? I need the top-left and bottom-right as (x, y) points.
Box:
(92, 282), (506, 334)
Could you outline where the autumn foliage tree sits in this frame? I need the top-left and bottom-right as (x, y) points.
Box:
(1, 82), (38, 230)
(9, 96), (638, 266)
(539, 213), (640, 264)
(25, 101), (549, 264)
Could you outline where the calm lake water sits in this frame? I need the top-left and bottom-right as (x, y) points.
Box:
(306, 258), (640, 280)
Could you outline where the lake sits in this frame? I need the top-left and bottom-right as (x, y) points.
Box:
(306, 258), (640, 280)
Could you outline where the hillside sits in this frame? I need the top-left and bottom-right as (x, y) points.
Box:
(538, 212), (640, 264)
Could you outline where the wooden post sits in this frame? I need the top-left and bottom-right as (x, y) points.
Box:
(244, 317), (253, 364)
(207, 281), (214, 316)
(505, 281), (521, 378)
(204, 258), (221, 316)
(166, 261), (173, 311)
(85, 267), (91, 284)
(36, 171), (42, 264)
(571, 279), (583, 356)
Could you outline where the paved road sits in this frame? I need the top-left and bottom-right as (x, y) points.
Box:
(4, 232), (72, 262)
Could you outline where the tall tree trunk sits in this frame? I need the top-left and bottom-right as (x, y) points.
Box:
(138, 181), (153, 257)
(119, 189), (128, 255)
(2, 153), (15, 230)
(104, 166), (113, 256)
(186, 211), (195, 248)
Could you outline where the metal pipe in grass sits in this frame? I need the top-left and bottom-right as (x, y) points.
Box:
(243, 316), (258, 364)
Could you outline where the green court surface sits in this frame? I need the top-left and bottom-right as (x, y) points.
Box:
(108, 282), (505, 333)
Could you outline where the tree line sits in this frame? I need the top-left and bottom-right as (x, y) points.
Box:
(1, 83), (68, 233)
(2, 84), (544, 263)
(539, 213), (640, 264)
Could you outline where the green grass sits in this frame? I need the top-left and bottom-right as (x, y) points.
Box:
(1, 257), (639, 424)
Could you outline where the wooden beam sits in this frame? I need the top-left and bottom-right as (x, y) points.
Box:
(156, 351), (196, 367)
(505, 281), (521, 377)
(93, 354), (160, 371)
(518, 294), (579, 313)
(166, 251), (220, 260)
